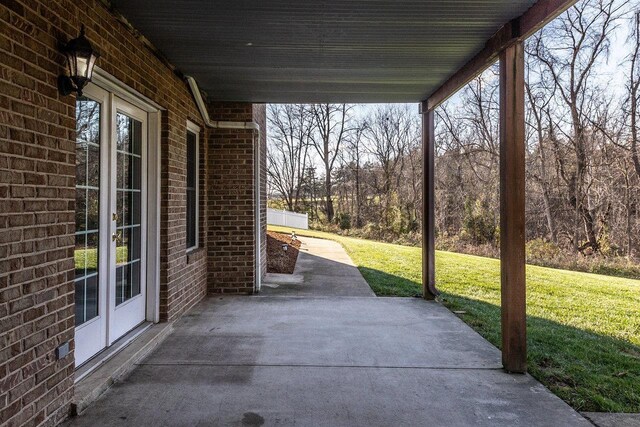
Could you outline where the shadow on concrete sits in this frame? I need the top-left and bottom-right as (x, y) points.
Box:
(354, 264), (640, 413)
(66, 295), (593, 427)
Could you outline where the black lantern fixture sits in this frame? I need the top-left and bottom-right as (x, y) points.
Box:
(58, 25), (100, 97)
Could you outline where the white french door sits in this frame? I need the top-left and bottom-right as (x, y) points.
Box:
(108, 98), (147, 343)
(74, 85), (148, 366)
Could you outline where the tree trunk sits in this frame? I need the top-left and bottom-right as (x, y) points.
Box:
(631, 75), (640, 179)
(541, 186), (557, 243)
(631, 13), (640, 180)
(355, 164), (362, 228)
(325, 171), (334, 222)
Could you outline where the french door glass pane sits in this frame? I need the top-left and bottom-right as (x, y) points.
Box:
(75, 97), (101, 326)
(115, 112), (142, 306)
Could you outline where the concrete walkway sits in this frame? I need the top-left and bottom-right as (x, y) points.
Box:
(67, 237), (592, 427)
(261, 236), (375, 297)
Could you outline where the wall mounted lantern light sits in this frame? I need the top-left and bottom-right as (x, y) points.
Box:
(58, 25), (100, 97)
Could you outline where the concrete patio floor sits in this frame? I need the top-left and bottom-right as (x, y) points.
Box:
(67, 237), (592, 427)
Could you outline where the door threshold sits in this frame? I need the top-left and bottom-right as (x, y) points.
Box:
(71, 322), (173, 416)
(75, 322), (151, 383)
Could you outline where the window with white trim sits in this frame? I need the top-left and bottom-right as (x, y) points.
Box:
(186, 122), (199, 251)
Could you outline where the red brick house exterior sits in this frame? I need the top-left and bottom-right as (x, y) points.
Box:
(0, 1), (266, 425)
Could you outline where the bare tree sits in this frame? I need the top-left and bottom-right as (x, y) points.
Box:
(343, 120), (368, 228)
(627, 11), (640, 178)
(530, 0), (627, 252)
(362, 105), (415, 227)
(309, 104), (353, 222)
(267, 104), (312, 211)
(526, 40), (559, 242)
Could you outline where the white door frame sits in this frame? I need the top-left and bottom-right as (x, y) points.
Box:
(75, 69), (163, 366)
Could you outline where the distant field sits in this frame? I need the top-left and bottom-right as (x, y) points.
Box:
(268, 224), (640, 412)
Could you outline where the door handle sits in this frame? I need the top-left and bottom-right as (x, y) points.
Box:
(112, 232), (118, 242)
(112, 212), (118, 222)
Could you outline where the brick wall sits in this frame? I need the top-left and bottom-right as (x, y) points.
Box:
(1, 1), (81, 424)
(1, 0), (266, 425)
(158, 109), (208, 323)
(206, 103), (262, 294)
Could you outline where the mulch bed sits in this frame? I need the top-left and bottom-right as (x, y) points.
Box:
(267, 231), (301, 274)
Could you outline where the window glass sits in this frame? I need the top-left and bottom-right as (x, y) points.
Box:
(75, 97), (101, 325)
(186, 130), (197, 249)
(115, 113), (143, 305)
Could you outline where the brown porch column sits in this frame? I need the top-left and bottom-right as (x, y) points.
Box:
(499, 41), (527, 373)
(421, 105), (438, 300)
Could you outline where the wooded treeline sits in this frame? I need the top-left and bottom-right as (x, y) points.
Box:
(267, 0), (640, 268)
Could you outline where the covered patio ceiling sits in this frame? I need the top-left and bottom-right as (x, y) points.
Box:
(112, 0), (542, 103)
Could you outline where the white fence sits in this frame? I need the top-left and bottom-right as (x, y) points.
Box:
(267, 208), (309, 230)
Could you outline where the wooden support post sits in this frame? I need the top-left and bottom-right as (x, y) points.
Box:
(499, 42), (527, 373)
(421, 106), (438, 300)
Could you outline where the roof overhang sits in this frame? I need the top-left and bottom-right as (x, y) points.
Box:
(112, 0), (575, 104)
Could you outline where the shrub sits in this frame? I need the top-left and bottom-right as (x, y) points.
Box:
(526, 238), (562, 263)
(462, 199), (497, 245)
(598, 230), (623, 257)
(335, 212), (352, 230)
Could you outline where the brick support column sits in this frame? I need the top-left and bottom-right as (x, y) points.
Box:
(205, 103), (266, 294)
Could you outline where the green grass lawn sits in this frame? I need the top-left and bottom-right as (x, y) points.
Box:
(269, 225), (640, 413)
(75, 246), (129, 273)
